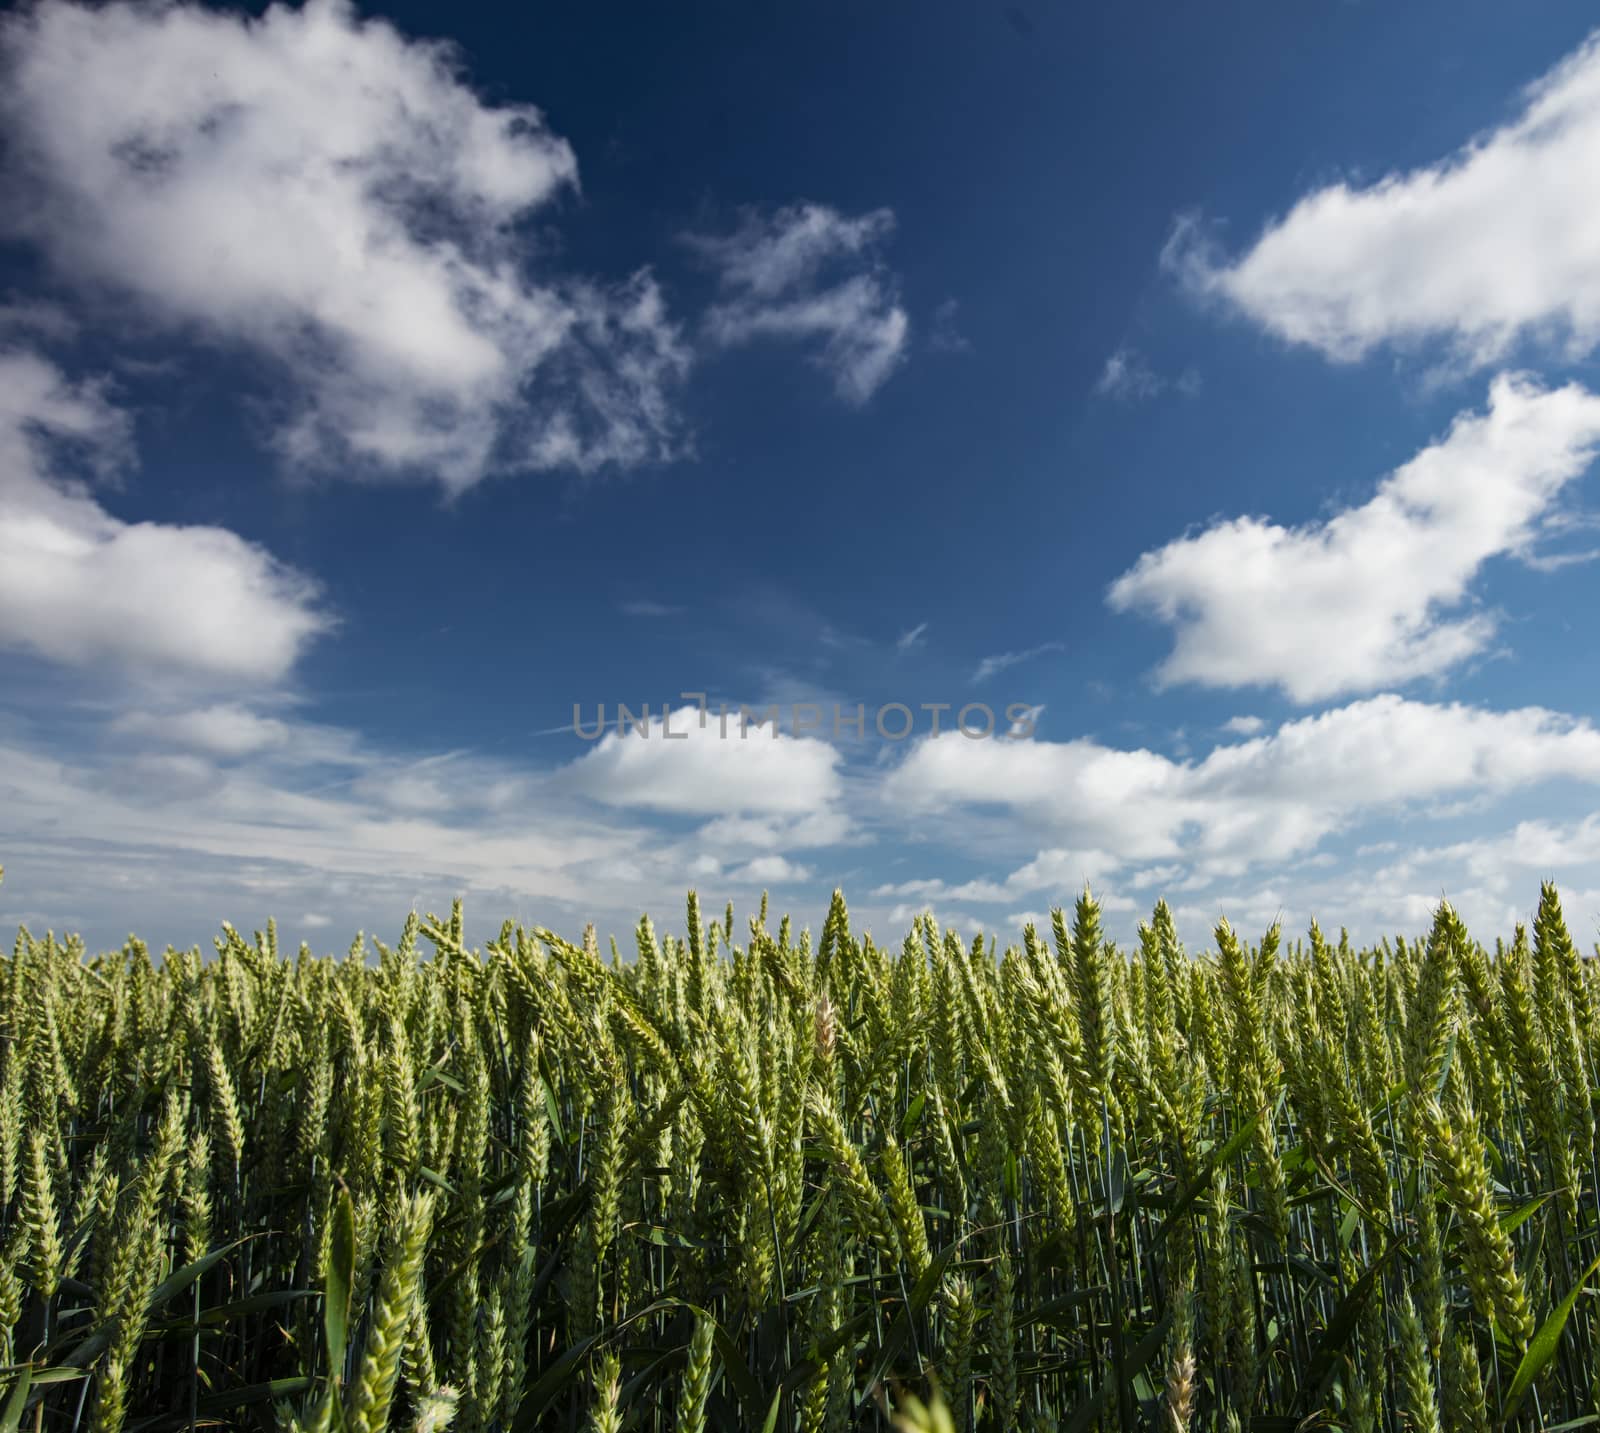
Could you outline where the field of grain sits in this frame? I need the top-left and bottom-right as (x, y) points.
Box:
(3, 871), (1599, 1432)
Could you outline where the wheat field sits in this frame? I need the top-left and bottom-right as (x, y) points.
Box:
(2, 865), (1599, 1432)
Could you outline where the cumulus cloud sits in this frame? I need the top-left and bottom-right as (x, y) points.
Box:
(0, 0), (689, 491)
(881, 694), (1600, 879)
(1108, 374), (1600, 701)
(1169, 30), (1600, 366)
(688, 203), (909, 403)
(562, 704), (845, 817)
(10, 681), (1600, 953)
(730, 855), (813, 884)
(0, 347), (330, 682)
(1222, 715), (1266, 736)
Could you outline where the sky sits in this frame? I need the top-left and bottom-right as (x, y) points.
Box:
(6, 0), (1600, 957)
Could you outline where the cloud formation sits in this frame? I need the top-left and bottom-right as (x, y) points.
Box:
(882, 693), (1600, 878)
(563, 704), (846, 817)
(895, 622), (929, 653)
(1108, 375), (1600, 701)
(1094, 348), (1163, 401)
(972, 642), (1064, 685)
(0, 347), (329, 682)
(1169, 30), (1600, 367)
(1093, 348), (1199, 401)
(111, 704), (293, 759)
(689, 203), (909, 403)
(0, 0), (689, 491)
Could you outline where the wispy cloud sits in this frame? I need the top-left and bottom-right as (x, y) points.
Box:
(972, 641), (1063, 684)
(1095, 348), (1163, 401)
(688, 202), (909, 404)
(0, 296), (77, 341)
(618, 599), (684, 618)
(928, 298), (971, 354)
(1093, 347), (1200, 402)
(111, 704), (293, 759)
(895, 621), (929, 653)
(1523, 547), (1600, 573)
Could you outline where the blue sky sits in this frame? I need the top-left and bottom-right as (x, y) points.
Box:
(6, 0), (1600, 955)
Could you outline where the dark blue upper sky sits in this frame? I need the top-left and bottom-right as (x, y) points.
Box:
(5, 0), (1600, 953)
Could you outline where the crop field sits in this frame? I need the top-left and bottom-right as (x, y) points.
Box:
(4, 874), (1600, 1432)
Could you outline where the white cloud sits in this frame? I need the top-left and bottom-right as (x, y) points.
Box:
(1124, 863), (1186, 890)
(0, 348), (330, 682)
(0, 725), (657, 947)
(928, 298), (970, 355)
(730, 855), (812, 884)
(1170, 30), (1600, 367)
(350, 768), (458, 816)
(11, 682), (1600, 955)
(1093, 348), (1200, 402)
(1525, 546), (1600, 572)
(1222, 715), (1265, 736)
(1153, 817), (1600, 953)
(689, 203), (909, 403)
(896, 621), (929, 653)
(696, 810), (854, 852)
(0, 692), (858, 956)
(1108, 375), (1600, 702)
(873, 848), (1122, 908)
(874, 875), (1011, 903)
(0, 0), (689, 491)
(1005, 848), (1128, 894)
(112, 703), (291, 759)
(1094, 348), (1164, 401)
(882, 693), (1600, 879)
(972, 641), (1063, 684)
(563, 704), (845, 817)
(618, 599), (683, 618)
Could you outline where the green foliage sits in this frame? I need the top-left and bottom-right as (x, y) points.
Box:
(1, 882), (1599, 1431)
